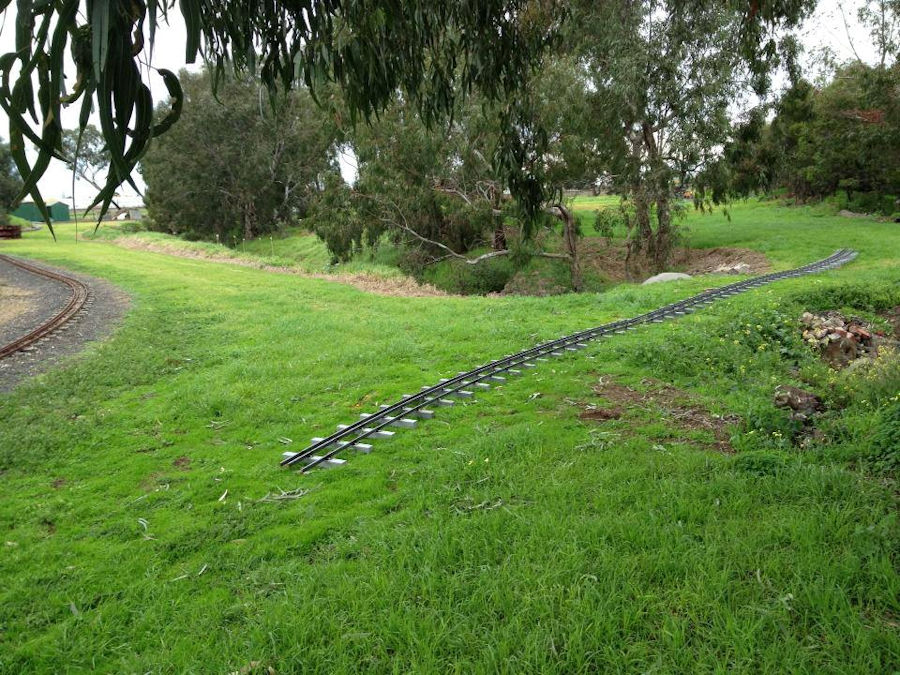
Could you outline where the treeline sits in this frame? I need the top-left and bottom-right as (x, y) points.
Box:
(129, 0), (899, 291)
(705, 62), (900, 217)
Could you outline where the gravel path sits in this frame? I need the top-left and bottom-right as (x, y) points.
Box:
(0, 256), (130, 392)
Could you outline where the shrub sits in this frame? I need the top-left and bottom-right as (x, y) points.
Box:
(788, 281), (900, 313)
(869, 402), (900, 474)
(425, 256), (517, 295)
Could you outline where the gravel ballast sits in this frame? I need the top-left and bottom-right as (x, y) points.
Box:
(0, 256), (130, 392)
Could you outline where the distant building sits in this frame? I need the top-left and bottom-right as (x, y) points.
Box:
(13, 199), (70, 222)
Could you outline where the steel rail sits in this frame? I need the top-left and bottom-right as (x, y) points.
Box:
(0, 254), (90, 359)
(283, 249), (856, 471)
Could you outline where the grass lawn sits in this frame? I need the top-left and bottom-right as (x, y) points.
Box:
(0, 201), (898, 672)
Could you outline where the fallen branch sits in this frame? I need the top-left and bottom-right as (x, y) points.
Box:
(257, 487), (310, 503)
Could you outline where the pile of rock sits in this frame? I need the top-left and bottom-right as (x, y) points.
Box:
(800, 311), (885, 368)
(774, 384), (823, 423)
(712, 262), (754, 275)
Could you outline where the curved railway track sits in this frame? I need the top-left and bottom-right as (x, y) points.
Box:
(0, 254), (90, 359)
(282, 249), (857, 472)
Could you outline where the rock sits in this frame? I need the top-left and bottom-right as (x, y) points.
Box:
(642, 272), (692, 285)
(774, 385), (823, 416)
(712, 262), (753, 275)
(822, 337), (858, 368)
(848, 324), (871, 340)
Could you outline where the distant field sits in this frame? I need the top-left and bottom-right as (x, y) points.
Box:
(569, 194), (621, 211)
(0, 201), (897, 672)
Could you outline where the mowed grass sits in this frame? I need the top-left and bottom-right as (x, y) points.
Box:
(0, 202), (898, 672)
(84, 222), (403, 278)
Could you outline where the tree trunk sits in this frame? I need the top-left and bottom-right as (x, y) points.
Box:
(653, 193), (672, 273)
(625, 183), (652, 280)
(243, 201), (255, 240)
(490, 185), (507, 251)
(560, 206), (582, 293)
(492, 224), (507, 251)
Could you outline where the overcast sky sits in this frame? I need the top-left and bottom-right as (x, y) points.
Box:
(0, 0), (883, 209)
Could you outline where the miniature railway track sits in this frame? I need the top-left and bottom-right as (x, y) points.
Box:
(281, 249), (858, 472)
(0, 254), (90, 359)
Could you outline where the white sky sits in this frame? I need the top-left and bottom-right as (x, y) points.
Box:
(0, 0), (882, 209)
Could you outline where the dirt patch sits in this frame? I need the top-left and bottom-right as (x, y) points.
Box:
(0, 283), (36, 325)
(502, 241), (771, 295)
(579, 241), (770, 282)
(111, 237), (448, 298)
(678, 247), (771, 276)
(173, 456), (191, 470)
(51, 477), (66, 489)
(579, 406), (623, 421)
(838, 209), (872, 219)
(879, 306), (900, 339)
(582, 376), (739, 453)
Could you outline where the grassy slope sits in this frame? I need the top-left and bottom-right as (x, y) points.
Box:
(85, 222), (403, 278)
(0, 202), (898, 672)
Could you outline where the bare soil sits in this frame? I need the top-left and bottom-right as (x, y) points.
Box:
(503, 241), (771, 296)
(580, 376), (740, 453)
(880, 305), (900, 339)
(0, 285), (35, 326)
(578, 240), (771, 282)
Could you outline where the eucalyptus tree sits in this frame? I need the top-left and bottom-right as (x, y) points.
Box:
(141, 69), (339, 242)
(574, 0), (811, 276)
(2, 0), (820, 240)
(0, 0), (564, 232)
(312, 60), (595, 290)
(60, 125), (117, 205)
(704, 63), (900, 210)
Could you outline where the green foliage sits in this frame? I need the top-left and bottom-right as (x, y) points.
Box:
(593, 207), (623, 240)
(788, 279), (900, 312)
(572, 0), (799, 272)
(0, 0), (564, 228)
(1, 0), (820, 240)
(307, 173), (385, 263)
(422, 256), (517, 295)
(60, 124), (112, 199)
(142, 69), (338, 243)
(870, 402), (900, 473)
(708, 63), (900, 208)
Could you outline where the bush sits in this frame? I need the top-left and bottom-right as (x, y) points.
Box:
(869, 402), (900, 474)
(787, 280), (900, 313)
(142, 69), (337, 243)
(421, 255), (517, 295)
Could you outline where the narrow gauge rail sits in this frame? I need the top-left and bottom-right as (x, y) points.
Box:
(0, 254), (90, 359)
(282, 249), (857, 472)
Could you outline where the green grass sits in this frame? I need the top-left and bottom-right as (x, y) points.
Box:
(240, 227), (333, 268)
(569, 195), (621, 212)
(0, 201), (898, 672)
(83, 223), (406, 279)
